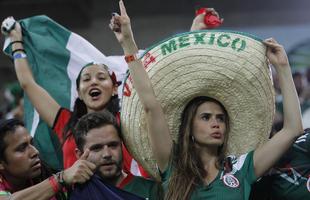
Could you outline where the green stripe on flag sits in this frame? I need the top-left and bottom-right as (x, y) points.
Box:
(4, 15), (73, 170)
(22, 15), (72, 170)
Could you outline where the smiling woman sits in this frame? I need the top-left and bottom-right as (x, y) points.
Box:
(55, 62), (120, 169)
(75, 63), (119, 113)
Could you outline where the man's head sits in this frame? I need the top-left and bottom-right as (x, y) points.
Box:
(0, 119), (41, 180)
(74, 111), (123, 181)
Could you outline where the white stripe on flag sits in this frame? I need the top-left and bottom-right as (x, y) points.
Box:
(3, 38), (11, 53)
(66, 33), (129, 109)
(30, 109), (40, 137)
(130, 159), (141, 176)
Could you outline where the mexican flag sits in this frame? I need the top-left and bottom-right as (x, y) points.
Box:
(3, 15), (128, 170)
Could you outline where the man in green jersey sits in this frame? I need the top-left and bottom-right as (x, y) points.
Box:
(251, 128), (310, 200)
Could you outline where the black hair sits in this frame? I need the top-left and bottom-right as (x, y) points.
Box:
(62, 64), (120, 143)
(0, 118), (24, 162)
(0, 119), (66, 199)
(73, 110), (122, 151)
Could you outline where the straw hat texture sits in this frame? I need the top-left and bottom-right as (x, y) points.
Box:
(121, 30), (275, 179)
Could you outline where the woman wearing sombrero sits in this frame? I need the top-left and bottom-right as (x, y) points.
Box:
(111, 0), (303, 199)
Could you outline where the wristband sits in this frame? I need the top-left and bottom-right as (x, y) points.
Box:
(10, 41), (24, 46)
(12, 48), (26, 55)
(124, 53), (139, 63)
(48, 176), (60, 193)
(55, 171), (67, 188)
(13, 52), (27, 60)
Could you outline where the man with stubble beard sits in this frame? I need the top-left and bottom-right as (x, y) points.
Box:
(73, 111), (160, 200)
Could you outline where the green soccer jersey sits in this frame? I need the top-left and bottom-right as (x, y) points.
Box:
(270, 131), (310, 200)
(161, 150), (257, 200)
(252, 130), (310, 200)
(119, 174), (159, 200)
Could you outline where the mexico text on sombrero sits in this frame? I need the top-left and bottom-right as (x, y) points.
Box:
(123, 32), (247, 97)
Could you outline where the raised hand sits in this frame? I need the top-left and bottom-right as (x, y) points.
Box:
(109, 0), (138, 54)
(190, 8), (224, 31)
(263, 38), (290, 69)
(1, 17), (22, 41)
(62, 149), (96, 184)
(109, 0), (134, 46)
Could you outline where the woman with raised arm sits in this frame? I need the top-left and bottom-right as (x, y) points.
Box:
(1, 19), (144, 176)
(111, 0), (303, 199)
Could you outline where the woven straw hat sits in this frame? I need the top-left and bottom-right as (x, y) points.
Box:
(121, 30), (275, 179)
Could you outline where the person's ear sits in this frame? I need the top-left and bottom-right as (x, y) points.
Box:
(112, 84), (118, 97)
(0, 161), (5, 171)
(75, 148), (83, 159)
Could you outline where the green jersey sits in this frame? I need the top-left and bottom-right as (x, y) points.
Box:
(251, 130), (310, 200)
(118, 173), (159, 200)
(161, 151), (257, 200)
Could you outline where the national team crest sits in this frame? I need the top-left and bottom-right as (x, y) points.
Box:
(307, 177), (310, 192)
(223, 174), (240, 188)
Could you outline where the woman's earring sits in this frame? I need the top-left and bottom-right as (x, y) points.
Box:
(191, 135), (195, 143)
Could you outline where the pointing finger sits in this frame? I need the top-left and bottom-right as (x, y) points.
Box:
(80, 149), (90, 160)
(119, 0), (128, 16)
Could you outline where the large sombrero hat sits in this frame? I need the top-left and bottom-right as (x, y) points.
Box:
(121, 30), (275, 179)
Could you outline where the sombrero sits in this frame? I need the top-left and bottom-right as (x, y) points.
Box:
(121, 30), (275, 179)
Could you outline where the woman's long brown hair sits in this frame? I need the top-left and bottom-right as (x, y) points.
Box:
(165, 96), (229, 200)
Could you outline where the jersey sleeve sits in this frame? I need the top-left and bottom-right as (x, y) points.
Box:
(294, 129), (310, 155)
(0, 176), (11, 197)
(52, 107), (72, 142)
(302, 129), (310, 153)
(230, 150), (257, 184)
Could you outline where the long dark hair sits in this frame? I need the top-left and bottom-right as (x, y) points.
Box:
(165, 96), (230, 200)
(63, 64), (120, 142)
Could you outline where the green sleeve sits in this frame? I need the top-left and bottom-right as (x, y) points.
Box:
(232, 150), (257, 184)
